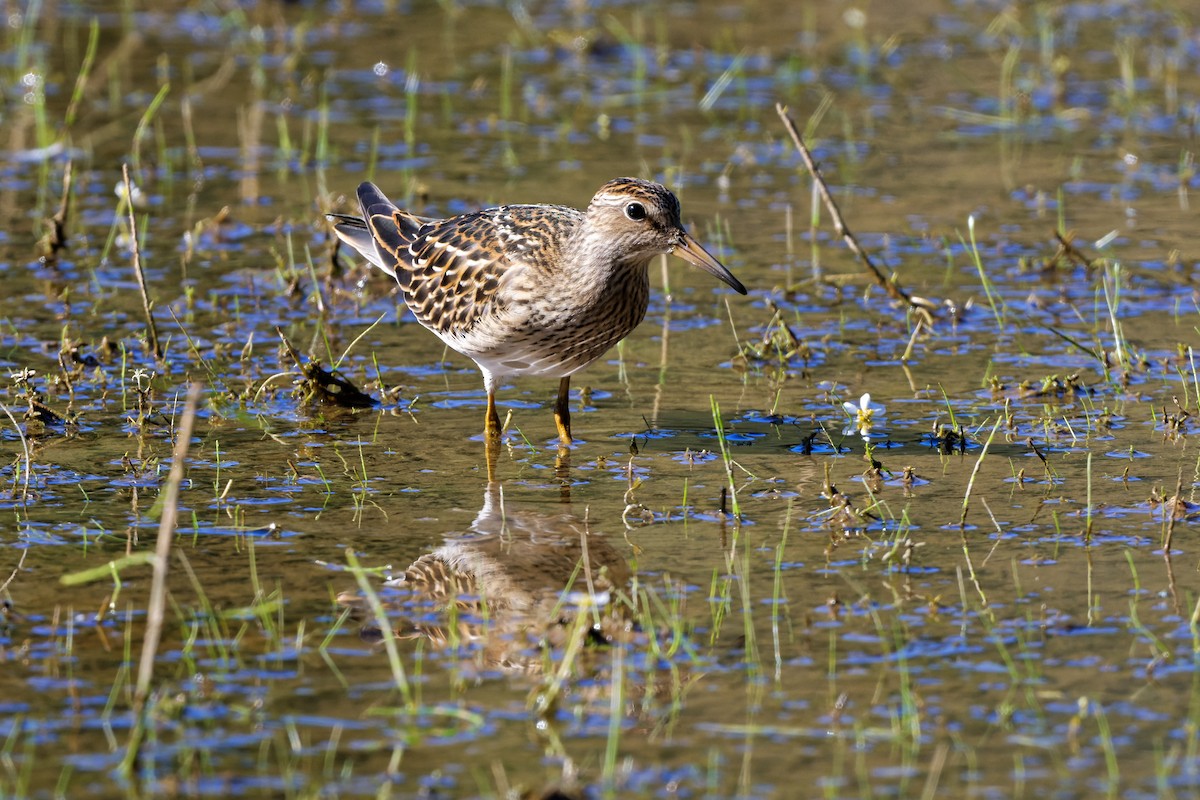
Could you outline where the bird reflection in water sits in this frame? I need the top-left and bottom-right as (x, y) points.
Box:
(340, 484), (633, 674)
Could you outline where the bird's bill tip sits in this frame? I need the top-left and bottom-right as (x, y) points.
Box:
(674, 233), (747, 295)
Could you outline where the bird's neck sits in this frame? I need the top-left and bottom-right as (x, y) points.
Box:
(560, 224), (648, 292)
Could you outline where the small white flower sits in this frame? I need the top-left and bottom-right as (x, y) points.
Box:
(131, 368), (155, 390)
(114, 180), (147, 209)
(841, 392), (884, 440)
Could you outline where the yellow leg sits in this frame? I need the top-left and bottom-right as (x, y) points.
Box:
(485, 434), (499, 482)
(484, 388), (501, 482)
(554, 376), (573, 445)
(555, 443), (572, 500)
(485, 390), (501, 440)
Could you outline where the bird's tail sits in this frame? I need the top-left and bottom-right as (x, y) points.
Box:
(327, 182), (428, 279)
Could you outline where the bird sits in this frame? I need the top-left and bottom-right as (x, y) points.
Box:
(348, 484), (634, 672)
(327, 177), (747, 445)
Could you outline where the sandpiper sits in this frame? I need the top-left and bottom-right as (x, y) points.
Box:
(328, 177), (747, 444)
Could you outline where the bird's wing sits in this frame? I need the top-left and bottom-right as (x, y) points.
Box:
(329, 182), (581, 338)
(401, 204), (580, 336)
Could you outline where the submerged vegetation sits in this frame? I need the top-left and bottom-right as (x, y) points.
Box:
(0, 0), (1199, 797)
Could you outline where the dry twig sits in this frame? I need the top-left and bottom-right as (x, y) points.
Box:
(775, 103), (936, 326)
(122, 163), (163, 362)
(276, 327), (376, 409)
(40, 160), (73, 261)
(1053, 230), (1095, 270)
(133, 382), (202, 710)
(1163, 472), (1183, 555)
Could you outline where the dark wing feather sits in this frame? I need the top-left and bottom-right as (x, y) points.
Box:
(327, 182), (432, 278)
(331, 181), (582, 339)
(401, 204), (580, 337)
(357, 182), (430, 278)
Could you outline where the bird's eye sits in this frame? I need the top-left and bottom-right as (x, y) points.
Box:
(624, 202), (647, 221)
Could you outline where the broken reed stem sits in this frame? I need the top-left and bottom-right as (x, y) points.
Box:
(900, 315), (926, 363)
(45, 159), (73, 258)
(0, 403), (32, 507)
(774, 103), (934, 324)
(1163, 471), (1183, 554)
(1053, 229), (1095, 270)
(959, 417), (1002, 529)
(122, 163), (162, 362)
(133, 382), (201, 708)
(122, 381), (201, 776)
(0, 549), (27, 594)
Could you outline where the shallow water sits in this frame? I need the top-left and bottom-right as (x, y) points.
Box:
(2, 0), (1200, 797)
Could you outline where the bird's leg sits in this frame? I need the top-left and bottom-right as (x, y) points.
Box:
(485, 434), (499, 483)
(554, 376), (573, 445)
(485, 386), (501, 440)
(554, 444), (572, 501)
(484, 378), (501, 481)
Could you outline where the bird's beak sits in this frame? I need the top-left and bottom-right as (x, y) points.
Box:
(673, 232), (747, 295)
